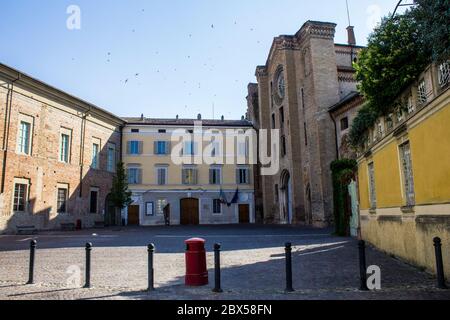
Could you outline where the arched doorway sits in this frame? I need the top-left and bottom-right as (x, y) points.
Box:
(180, 198), (199, 225)
(280, 170), (293, 224)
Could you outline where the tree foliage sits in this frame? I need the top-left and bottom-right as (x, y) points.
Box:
(414, 0), (450, 63)
(110, 162), (132, 209)
(354, 10), (430, 115)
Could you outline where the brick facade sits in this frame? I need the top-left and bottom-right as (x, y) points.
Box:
(247, 21), (363, 226)
(0, 64), (124, 233)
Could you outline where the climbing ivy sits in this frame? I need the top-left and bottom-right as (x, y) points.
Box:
(330, 159), (357, 237)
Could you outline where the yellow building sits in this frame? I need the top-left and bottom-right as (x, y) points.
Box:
(122, 116), (256, 226)
(357, 62), (450, 277)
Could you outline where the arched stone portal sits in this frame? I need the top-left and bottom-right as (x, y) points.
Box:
(280, 170), (293, 224)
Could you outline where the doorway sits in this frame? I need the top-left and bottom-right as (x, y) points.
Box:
(280, 170), (293, 224)
(239, 204), (250, 224)
(127, 205), (140, 226)
(180, 198), (199, 225)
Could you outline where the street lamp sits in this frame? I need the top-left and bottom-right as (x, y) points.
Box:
(392, 0), (417, 18)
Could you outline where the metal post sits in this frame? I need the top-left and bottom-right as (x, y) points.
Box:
(27, 240), (37, 285)
(148, 243), (155, 291)
(84, 242), (92, 288)
(358, 240), (369, 291)
(213, 243), (223, 293)
(433, 237), (448, 289)
(285, 242), (294, 292)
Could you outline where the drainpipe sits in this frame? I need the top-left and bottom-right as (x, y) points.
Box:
(1, 74), (20, 193)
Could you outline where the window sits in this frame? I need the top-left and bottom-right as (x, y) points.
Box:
(301, 88), (305, 110)
(155, 141), (169, 155)
(281, 136), (287, 157)
(156, 167), (168, 185)
(158, 129), (167, 133)
(438, 61), (450, 89)
(237, 140), (249, 158)
(182, 167), (197, 185)
(183, 141), (196, 155)
(89, 189), (98, 214)
(274, 184), (279, 203)
(128, 141), (141, 155)
(128, 168), (142, 185)
(209, 167), (221, 185)
(407, 95), (415, 114)
(18, 121), (31, 155)
(57, 187), (68, 213)
(340, 117), (349, 131)
(237, 168), (250, 184)
(131, 129), (140, 133)
(279, 107), (284, 125)
(156, 199), (168, 215)
(60, 133), (70, 163)
(417, 79), (427, 105)
(213, 199), (222, 214)
(211, 141), (221, 157)
(271, 114), (276, 129)
(13, 182), (28, 212)
(107, 143), (116, 172)
(399, 142), (415, 206)
(368, 163), (377, 209)
(92, 143), (100, 169)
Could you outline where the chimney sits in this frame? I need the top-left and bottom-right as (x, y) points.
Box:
(241, 115), (245, 120)
(221, 115), (224, 121)
(197, 113), (202, 120)
(140, 113), (144, 121)
(347, 26), (356, 46)
(176, 114), (179, 120)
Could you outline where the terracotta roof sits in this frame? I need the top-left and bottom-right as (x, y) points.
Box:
(122, 117), (254, 127)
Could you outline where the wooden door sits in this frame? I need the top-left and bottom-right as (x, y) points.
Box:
(128, 205), (140, 226)
(239, 204), (250, 224)
(180, 198), (199, 225)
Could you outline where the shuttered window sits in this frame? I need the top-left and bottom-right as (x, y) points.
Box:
(154, 141), (170, 155)
(368, 163), (377, 209)
(209, 168), (221, 185)
(182, 168), (197, 185)
(237, 168), (250, 184)
(128, 168), (142, 185)
(156, 167), (168, 185)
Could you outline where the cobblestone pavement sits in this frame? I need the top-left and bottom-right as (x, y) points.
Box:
(0, 225), (449, 300)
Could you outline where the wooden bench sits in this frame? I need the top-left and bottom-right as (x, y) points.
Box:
(16, 225), (38, 235)
(61, 223), (76, 231)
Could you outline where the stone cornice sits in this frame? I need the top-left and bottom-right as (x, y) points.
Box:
(255, 66), (268, 78)
(295, 21), (336, 42)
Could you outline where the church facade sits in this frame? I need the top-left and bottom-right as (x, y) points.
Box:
(247, 21), (363, 226)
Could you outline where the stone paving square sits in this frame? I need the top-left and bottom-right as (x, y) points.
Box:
(0, 225), (449, 300)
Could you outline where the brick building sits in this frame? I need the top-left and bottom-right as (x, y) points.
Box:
(0, 64), (124, 233)
(247, 21), (363, 226)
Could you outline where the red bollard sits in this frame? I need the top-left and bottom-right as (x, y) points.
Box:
(185, 238), (209, 286)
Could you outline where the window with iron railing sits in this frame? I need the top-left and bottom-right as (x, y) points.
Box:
(417, 79), (428, 105)
(438, 61), (450, 89)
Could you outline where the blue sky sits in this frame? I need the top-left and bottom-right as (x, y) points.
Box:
(0, 1), (405, 119)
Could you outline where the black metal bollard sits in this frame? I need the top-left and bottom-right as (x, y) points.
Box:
(358, 240), (369, 291)
(285, 242), (294, 292)
(27, 240), (37, 285)
(433, 237), (448, 289)
(148, 243), (155, 291)
(212, 243), (223, 293)
(84, 242), (92, 288)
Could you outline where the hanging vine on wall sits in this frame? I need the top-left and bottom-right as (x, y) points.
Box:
(331, 159), (357, 237)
